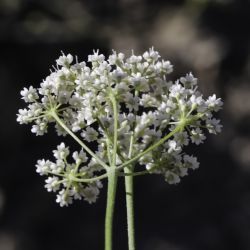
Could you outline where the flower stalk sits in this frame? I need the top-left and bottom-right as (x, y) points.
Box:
(124, 128), (136, 250)
(124, 165), (135, 250)
(105, 168), (118, 250)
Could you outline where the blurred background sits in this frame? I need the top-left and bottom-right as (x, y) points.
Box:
(1, 0), (250, 249)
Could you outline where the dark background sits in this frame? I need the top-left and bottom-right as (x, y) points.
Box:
(1, 0), (250, 249)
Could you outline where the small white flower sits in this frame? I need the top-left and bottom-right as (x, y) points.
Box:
(162, 60), (173, 74)
(129, 72), (148, 91)
(124, 93), (140, 111)
(115, 82), (130, 95)
(165, 171), (180, 184)
(127, 54), (142, 64)
(145, 162), (154, 171)
(112, 69), (127, 81)
(206, 118), (223, 134)
(155, 60), (173, 74)
(108, 51), (125, 65)
(55, 123), (68, 137)
(205, 94), (223, 111)
(190, 128), (206, 145)
(140, 111), (156, 125)
(57, 89), (72, 104)
(88, 50), (105, 63)
(72, 150), (88, 165)
(190, 95), (204, 107)
(174, 131), (189, 146)
(29, 103), (43, 116)
(36, 159), (51, 175)
(70, 187), (82, 200)
(50, 161), (64, 174)
(53, 143), (70, 160)
(45, 176), (60, 192)
(56, 53), (73, 67)
(71, 111), (86, 132)
(163, 99), (176, 114)
(181, 167), (189, 177)
(143, 47), (160, 62)
(142, 129), (161, 145)
(20, 86), (39, 103)
(56, 189), (73, 207)
(183, 155), (199, 169)
(81, 127), (98, 142)
(82, 186), (100, 204)
(16, 108), (31, 124)
(169, 83), (186, 98)
(139, 93), (157, 107)
(31, 121), (48, 136)
(180, 72), (197, 87)
(167, 140), (181, 154)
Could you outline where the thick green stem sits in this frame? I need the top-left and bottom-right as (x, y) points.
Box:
(124, 133), (136, 250)
(105, 169), (118, 250)
(124, 165), (135, 250)
(105, 91), (119, 250)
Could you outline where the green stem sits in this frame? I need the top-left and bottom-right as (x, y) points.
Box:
(105, 169), (118, 250)
(124, 166), (135, 250)
(70, 173), (108, 183)
(124, 133), (136, 250)
(105, 91), (119, 250)
(106, 138), (112, 166)
(51, 111), (109, 170)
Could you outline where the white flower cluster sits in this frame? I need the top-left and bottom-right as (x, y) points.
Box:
(36, 142), (102, 207)
(17, 48), (223, 206)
